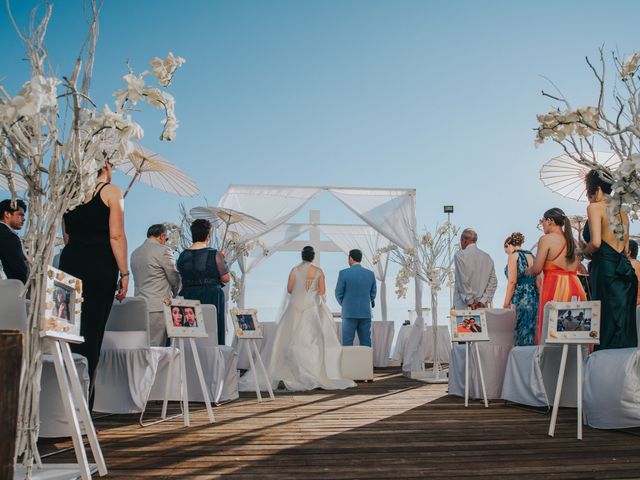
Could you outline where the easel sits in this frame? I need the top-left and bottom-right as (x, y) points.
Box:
(241, 338), (275, 403)
(548, 343), (585, 439)
(17, 334), (108, 480)
(463, 341), (489, 408)
(141, 336), (214, 427)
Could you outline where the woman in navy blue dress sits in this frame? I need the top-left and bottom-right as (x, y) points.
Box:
(177, 219), (230, 344)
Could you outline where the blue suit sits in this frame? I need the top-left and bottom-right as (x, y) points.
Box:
(335, 263), (377, 347)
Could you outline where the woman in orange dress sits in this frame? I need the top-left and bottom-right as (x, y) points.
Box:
(525, 208), (586, 344)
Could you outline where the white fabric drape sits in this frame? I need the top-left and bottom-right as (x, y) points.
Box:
(318, 224), (390, 321)
(403, 278), (426, 372)
(328, 188), (417, 250)
(236, 224), (310, 307)
(218, 185), (321, 240)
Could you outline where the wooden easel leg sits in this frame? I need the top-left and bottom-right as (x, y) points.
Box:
(464, 342), (469, 408)
(577, 345), (583, 440)
(474, 342), (489, 408)
(51, 340), (91, 480)
(60, 342), (107, 476)
(189, 338), (215, 423)
(548, 343), (569, 437)
(178, 338), (190, 426)
(246, 339), (263, 403)
(251, 340), (275, 400)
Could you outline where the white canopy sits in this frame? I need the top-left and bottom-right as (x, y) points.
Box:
(216, 184), (425, 371)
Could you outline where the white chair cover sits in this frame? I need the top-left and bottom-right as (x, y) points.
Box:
(583, 347), (640, 429)
(501, 344), (580, 408)
(93, 297), (172, 414)
(39, 351), (90, 438)
(0, 280), (91, 438)
(393, 325), (451, 364)
(149, 305), (239, 403)
(581, 307), (640, 429)
(448, 309), (516, 400)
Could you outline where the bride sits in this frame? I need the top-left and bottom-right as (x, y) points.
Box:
(239, 246), (356, 392)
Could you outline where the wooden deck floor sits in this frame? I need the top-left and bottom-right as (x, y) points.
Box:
(40, 368), (640, 479)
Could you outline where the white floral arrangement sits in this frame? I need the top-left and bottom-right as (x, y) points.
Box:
(163, 222), (183, 253)
(376, 221), (459, 299)
(0, 3), (185, 470)
(535, 48), (640, 239)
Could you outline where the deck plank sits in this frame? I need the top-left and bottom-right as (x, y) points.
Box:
(39, 369), (640, 479)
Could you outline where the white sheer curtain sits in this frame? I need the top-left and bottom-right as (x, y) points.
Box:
(218, 185), (321, 240)
(318, 224), (390, 321)
(328, 188), (417, 250)
(236, 224), (310, 307)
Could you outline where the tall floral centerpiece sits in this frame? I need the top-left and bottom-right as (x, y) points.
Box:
(0, 3), (185, 473)
(377, 222), (458, 380)
(535, 48), (640, 236)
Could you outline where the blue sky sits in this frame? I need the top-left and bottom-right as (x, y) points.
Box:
(2, 1), (639, 334)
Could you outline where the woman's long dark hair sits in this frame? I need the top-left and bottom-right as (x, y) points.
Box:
(585, 169), (612, 197)
(543, 207), (575, 262)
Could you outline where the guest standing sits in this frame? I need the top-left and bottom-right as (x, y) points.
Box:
(177, 219), (230, 345)
(60, 160), (128, 408)
(628, 239), (640, 306)
(502, 232), (539, 346)
(0, 199), (28, 283)
(581, 170), (637, 350)
(525, 208), (585, 344)
(131, 224), (181, 346)
(453, 228), (497, 310)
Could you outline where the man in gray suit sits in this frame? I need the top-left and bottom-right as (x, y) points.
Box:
(131, 224), (181, 346)
(335, 249), (377, 347)
(453, 228), (497, 310)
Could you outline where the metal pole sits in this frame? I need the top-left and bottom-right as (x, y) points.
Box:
(447, 211), (453, 311)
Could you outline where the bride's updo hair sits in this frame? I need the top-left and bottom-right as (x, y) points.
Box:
(301, 245), (315, 262)
(504, 232), (525, 248)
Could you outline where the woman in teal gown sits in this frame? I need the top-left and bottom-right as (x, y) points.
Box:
(582, 170), (638, 350)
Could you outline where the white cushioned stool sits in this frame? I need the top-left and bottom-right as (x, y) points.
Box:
(341, 346), (373, 381)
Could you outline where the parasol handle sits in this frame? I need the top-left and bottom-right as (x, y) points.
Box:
(123, 158), (147, 198)
(220, 213), (233, 248)
(123, 172), (140, 198)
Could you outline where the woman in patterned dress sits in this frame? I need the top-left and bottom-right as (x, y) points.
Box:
(502, 232), (539, 346)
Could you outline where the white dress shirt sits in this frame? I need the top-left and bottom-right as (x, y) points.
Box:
(453, 243), (497, 310)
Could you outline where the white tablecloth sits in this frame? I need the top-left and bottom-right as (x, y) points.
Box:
(393, 325), (451, 364)
(233, 321), (394, 369)
(448, 309), (516, 400)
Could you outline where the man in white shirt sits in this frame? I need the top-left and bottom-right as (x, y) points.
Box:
(453, 228), (497, 310)
(131, 224), (181, 346)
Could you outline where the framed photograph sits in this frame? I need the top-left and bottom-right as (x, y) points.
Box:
(163, 299), (208, 338)
(42, 266), (83, 343)
(230, 308), (263, 339)
(450, 309), (490, 342)
(545, 300), (601, 344)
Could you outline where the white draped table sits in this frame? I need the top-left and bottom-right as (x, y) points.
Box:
(233, 321), (395, 369)
(393, 324), (451, 364)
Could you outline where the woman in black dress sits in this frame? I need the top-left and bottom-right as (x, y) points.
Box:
(60, 160), (129, 408)
(177, 219), (230, 345)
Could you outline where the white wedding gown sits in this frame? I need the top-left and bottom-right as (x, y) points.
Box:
(239, 262), (356, 392)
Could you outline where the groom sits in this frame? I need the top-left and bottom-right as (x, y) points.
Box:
(335, 249), (377, 347)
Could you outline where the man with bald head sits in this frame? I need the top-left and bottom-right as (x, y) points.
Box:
(453, 228), (497, 310)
